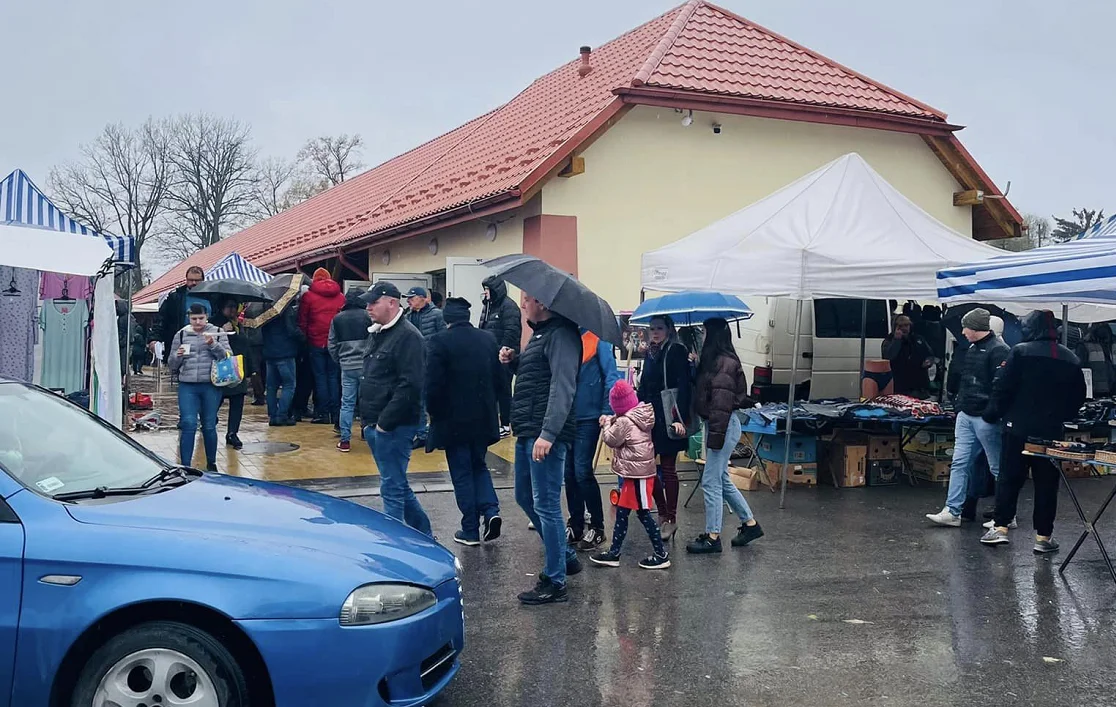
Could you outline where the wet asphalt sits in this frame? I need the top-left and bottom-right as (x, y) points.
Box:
(351, 479), (1116, 707)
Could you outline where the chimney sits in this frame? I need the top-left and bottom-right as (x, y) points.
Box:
(578, 46), (592, 77)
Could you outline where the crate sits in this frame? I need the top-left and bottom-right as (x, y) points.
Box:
(821, 440), (867, 488)
(867, 459), (901, 486)
(833, 430), (900, 460)
(756, 433), (818, 464)
(763, 460), (817, 486)
(902, 427), (955, 459)
(907, 452), (950, 483)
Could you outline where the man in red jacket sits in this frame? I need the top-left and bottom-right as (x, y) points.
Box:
(299, 268), (347, 425)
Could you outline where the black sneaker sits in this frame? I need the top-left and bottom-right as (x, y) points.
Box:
(565, 522), (583, 546)
(638, 553), (671, 570)
(590, 550), (621, 567)
(225, 434), (243, 450)
(311, 416), (331, 425)
(483, 515), (502, 542)
(566, 556), (583, 576)
(205, 463), (218, 473)
(453, 531), (480, 547)
(577, 528), (606, 552)
(731, 523), (764, 547)
(686, 533), (723, 554)
(412, 437), (427, 451)
(333, 424), (342, 436)
(518, 576), (568, 605)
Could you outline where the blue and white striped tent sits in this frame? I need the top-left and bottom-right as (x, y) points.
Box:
(1075, 214), (1116, 240)
(0, 169), (135, 266)
(205, 252), (271, 285)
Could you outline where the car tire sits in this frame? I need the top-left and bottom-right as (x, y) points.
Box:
(71, 620), (249, 707)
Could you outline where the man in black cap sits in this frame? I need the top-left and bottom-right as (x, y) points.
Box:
(425, 297), (506, 545)
(359, 281), (431, 535)
(980, 310), (1086, 552)
(926, 308), (1008, 527)
(405, 286), (446, 449)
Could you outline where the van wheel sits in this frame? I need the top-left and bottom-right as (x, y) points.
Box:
(71, 620), (248, 707)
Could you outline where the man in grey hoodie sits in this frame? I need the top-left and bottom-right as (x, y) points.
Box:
(329, 287), (372, 452)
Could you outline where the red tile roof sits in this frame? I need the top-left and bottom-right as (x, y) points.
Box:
(137, 0), (1008, 303)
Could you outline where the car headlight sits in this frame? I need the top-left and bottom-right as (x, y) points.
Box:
(340, 584), (437, 626)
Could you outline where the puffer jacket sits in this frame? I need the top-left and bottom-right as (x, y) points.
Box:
(602, 402), (657, 479)
(406, 303), (446, 339)
(956, 332), (1009, 417)
(694, 353), (752, 451)
(480, 276), (523, 352)
(298, 278), (346, 348)
(168, 324), (230, 384)
(329, 289), (372, 371)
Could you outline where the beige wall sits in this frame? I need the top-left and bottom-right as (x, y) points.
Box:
(365, 208), (529, 275)
(543, 106), (970, 312)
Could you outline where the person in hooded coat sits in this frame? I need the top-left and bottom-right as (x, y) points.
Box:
(425, 298), (506, 545)
(480, 276), (522, 436)
(300, 268), (346, 424)
(329, 287), (372, 452)
(1075, 322), (1116, 398)
(980, 310), (1086, 552)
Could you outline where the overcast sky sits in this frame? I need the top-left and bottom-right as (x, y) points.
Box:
(2, 0), (1112, 228)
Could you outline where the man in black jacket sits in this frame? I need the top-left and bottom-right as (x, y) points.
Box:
(329, 287), (372, 452)
(926, 309), (1009, 527)
(500, 293), (581, 605)
(481, 276), (523, 437)
(981, 310), (1086, 552)
(359, 282), (431, 535)
(881, 314), (935, 396)
(426, 298), (506, 546)
(149, 265), (207, 363)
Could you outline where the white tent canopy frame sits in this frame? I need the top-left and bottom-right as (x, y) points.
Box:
(641, 152), (1023, 508)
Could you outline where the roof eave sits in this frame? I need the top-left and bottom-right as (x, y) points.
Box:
(615, 86), (961, 136)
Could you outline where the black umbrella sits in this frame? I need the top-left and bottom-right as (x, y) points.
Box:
(483, 254), (622, 346)
(243, 273), (308, 329)
(191, 278), (274, 303)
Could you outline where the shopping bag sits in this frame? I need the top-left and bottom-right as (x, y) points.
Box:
(661, 345), (698, 440)
(211, 354), (245, 388)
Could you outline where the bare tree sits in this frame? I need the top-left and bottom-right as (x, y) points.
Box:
(49, 119), (173, 293)
(992, 213), (1052, 252)
(161, 114), (257, 260)
(248, 156), (324, 219)
(298, 134), (365, 187)
(1051, 207), (1106, 242)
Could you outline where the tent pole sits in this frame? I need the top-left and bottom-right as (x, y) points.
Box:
(858, 299), (868, 401)
(124, 269), (134, 418)
(780, 299), (804, 509)
(1061, 303), (1069, 346)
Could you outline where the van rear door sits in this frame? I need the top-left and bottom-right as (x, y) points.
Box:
(810, 299), (889, 399)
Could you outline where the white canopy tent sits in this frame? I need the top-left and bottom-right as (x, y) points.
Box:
(641, 152), (1025, 506)
(0, 223), (121, 428)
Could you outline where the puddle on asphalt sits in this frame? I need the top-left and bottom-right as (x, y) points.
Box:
(239, 442), (300, 455)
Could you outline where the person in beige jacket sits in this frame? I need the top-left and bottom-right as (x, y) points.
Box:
(589, 380), (670, 570)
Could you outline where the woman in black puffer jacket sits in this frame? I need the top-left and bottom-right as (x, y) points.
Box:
(686, 318), (763, 555)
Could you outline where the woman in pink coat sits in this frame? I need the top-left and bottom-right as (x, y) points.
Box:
(589, 380), (670, 570)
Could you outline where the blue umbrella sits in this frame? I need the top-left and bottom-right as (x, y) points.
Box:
(629, 291), (753, 327)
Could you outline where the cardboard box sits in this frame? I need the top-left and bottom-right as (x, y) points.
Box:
(756, 433), (818, 464)
(867, 459), (901, 486)
(763, 460), (817, 486)
(833, 430), (900, 460)
(902, 427), (955, 459)
(729, 465), (761, 491)
(1061, 461), (1093, 478)
(822, 440), (867, 488)
(907, 452), (950, 483)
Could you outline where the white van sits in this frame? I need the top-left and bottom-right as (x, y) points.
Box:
(735, 298), (893, 402)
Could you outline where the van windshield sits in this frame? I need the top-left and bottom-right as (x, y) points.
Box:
(814, 299), (890, 338)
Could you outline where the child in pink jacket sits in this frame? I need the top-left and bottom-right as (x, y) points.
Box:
(590, 380), (670, 570)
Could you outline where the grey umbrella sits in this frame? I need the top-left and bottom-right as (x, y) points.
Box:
(191, 278), (274, 303)
(483, 254), (622, 347)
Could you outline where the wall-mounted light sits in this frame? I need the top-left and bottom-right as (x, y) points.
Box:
(712, 122), (722, 135)
(681, 109), (694, 127)
(428, 238), (439, 255)
(381, 250), (391, 266)
(486, 223), (498, 241)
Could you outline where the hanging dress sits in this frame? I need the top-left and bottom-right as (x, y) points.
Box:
(40, 298), (89, 393)
(0, 267), (39, 383)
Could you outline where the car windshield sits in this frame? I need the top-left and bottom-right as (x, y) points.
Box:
(0, 382), (166, 498)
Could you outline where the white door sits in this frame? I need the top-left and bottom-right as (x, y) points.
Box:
(445, 258), (493, 326)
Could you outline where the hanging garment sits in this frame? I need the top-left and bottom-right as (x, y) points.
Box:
(0, 267), (39, 382)
(40, 298), (89, 393)
(39, 273), (92, 300)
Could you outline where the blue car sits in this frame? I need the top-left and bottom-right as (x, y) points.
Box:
(0, 378), (464, 707)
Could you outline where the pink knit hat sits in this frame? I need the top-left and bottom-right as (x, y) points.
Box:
(609, 380), (640, 417)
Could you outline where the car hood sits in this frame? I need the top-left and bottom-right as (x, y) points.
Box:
(65, 474), (456, 588)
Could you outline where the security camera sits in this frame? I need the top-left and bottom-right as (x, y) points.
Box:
(712, 123), (722, 135)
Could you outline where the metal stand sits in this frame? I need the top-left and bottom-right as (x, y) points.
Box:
(779, 299), (804, 509)
(858, 299), (867, 401)
(1057, 463), (1116, 585)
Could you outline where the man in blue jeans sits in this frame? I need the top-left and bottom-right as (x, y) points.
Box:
(359, 282), (431, 534)
(329, 288), (372, 452)
(500, 293), (581, 605)
(258, 296), (304, 426)
(927, 308), (1009, 527)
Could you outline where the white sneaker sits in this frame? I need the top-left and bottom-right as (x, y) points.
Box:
(983, 517), (1018, 529)
(926, 508), (961, 527)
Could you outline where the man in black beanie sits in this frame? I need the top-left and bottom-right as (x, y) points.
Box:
(425, 298), (507, 545)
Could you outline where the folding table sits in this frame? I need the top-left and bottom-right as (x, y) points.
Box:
(1022, 451), (1116, 585)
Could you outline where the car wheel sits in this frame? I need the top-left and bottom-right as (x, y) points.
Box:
(71, 620), (248, 707)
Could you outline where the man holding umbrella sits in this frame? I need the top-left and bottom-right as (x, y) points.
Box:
(486, 255), (623, 605)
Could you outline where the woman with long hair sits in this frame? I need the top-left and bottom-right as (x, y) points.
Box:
(168, 304), (230, 471)
(686, 317), (764, 554)
(636, 315), (692, 541)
